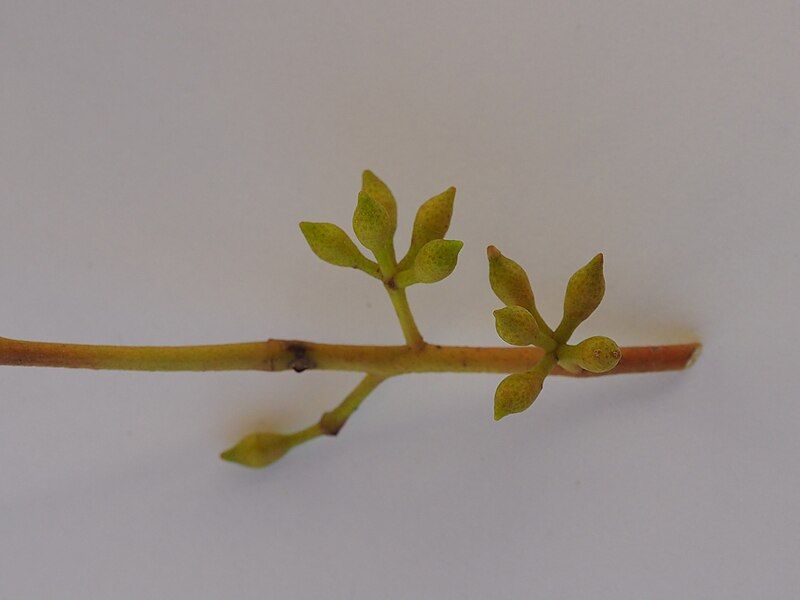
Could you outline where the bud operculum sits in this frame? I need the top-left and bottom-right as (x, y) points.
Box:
(492, 306), (556, 350)
(412, 239), (463, 283)
(353, 191), (395, 254)
(494, 372), (541, 420)
(399, 187), (456, 268)
(558, 336), (621, 373)
(220, 432), (294, 469)
(556, 253), (605, 341)
(299, 222), (379, 277)
(493, 354), (557, 420)
(361, 170), (397, 233)
(487, 246), (553, 336)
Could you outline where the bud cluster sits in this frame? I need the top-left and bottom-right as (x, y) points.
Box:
(299, 170), (463, 288)
(488, 248), (619, 420)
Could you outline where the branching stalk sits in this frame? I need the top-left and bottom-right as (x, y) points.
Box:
(385, 288), (424, 348)
(3, 171), (702, 469)
(0, 336), (700, 376)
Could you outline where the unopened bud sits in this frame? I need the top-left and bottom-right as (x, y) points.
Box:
(220, 432), (293, 469)
(493, 306), (539, 346)
(361, 170), (397, 233)
(299, 222), (375, 272)
(494, 372), (543, 420)
(409, 187), (455, 253)
(561, 254), (605, 332)
(572, 336), (621, 373)
(413, 239), (463, 283)
(353, 191), (394, 252)
(487, 246), (535, 312)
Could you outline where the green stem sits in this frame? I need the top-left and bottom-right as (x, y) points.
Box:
(319, 373), (386, 435)
(386, 288), (424, 348)
(553, 320), (575, 345)
(289, 423), (324, 445)
(0, 336), (701, 376)
(373, 245), (425, 348)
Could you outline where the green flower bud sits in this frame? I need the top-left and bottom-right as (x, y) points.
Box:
(409, 187), (455, 252)
(220, 432), (293, 469)
(412, 239), (463, 283)
(559, 336), (621, 373)
(361, 170), (397, 233)
(494, 372), (542, 420)
(493, 354), (557, 420)
(353, 191), (394, 252)
(487, 246), (535, 312)
(493, 306), (539, 346)
(299, 222), (378, 275)
(561, 254), (605, 333)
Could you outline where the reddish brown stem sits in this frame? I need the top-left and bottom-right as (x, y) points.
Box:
(0, 336), (700, 377)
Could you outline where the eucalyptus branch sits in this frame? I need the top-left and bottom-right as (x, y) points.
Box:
(0, 336), (699, 376)
(2, 171), (700, 470)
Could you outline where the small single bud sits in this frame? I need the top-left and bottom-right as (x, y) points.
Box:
(412, 239), (463, 283)
(353, 191), (394, 252)
(493, 372), (543, 420)
(493, 306), (539, 346)
(299, 222), (375, 272)
(409, 187), (455, 252)
(220, 432), (293, 469)
(561, 254), (605, 331)
(361, 170), (397, 233)
(574, 336), (621, 373)
(487, 246), (536, 312)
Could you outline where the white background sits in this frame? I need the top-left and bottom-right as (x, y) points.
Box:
(1, 2), (798, 598)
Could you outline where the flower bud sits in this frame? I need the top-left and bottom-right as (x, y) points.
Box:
(413, 239), (463, 283)
(353, 191), (394, 252)
(494, 372), (543, 420)
(561, 254), (605, 331)
(493, 306), (539, 346)
(487, 246), (535, 312)
(493, 354), (557, 420)
(361, 170), (397, 233)
(409, 187), (455, 252)
(299, 222), (376, 272)
(573, 336), (621, 373)
(220, 432), (293, 469)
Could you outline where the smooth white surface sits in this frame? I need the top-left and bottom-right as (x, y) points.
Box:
(1, 2), (798, 598)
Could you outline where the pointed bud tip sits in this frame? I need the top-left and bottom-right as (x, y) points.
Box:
(493, 407), (509, 421)
(412, 239), (464, 283)
(219, 432), (293, 469)
(487, 245), (501, 260)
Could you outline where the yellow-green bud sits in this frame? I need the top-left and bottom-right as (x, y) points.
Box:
(220, 432), (293, 469)
(412, 239), (463, 283)
(561, 253), (605, 330)
(566, 336), (621, 373)
(361, 170), (397, 233)
(487, 246), (535, 312)
(494, 372), (543, 420)
(299, 222), (376, 274)
(409, 187), (455, 252)
(493, 306), (540, 346)
(353, 191), (394, 252)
